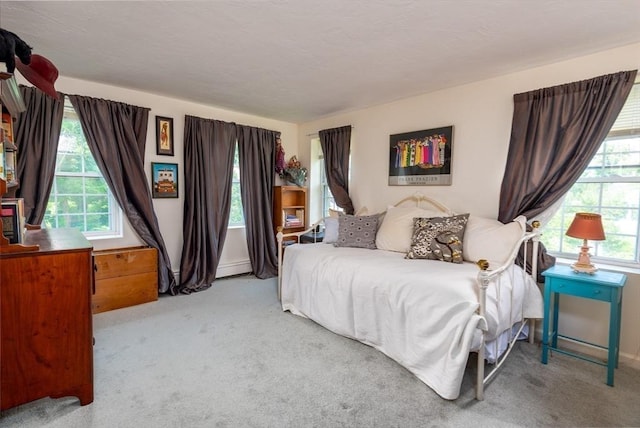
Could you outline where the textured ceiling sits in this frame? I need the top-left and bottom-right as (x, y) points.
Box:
(1, 1), (639, 123)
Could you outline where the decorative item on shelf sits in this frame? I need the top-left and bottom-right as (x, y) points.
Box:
(2, 138), (17, 184)
(279, 155), (307, 187)
(565, 212), (606, 274)
(275, 137), (286, 176)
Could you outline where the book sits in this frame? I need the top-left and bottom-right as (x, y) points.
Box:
(1, 198), (25, 244)
(1, 202), (20, 244)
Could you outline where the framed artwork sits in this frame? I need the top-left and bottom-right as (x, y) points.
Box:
(388, 126), (454, 186)
(155, 116), (174, 156)
(151, 162), (178, 198)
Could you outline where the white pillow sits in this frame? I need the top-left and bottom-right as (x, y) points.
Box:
(463, 215), (526, 268)
(323, 217), (339, 243)
(375, 205), (447, 253)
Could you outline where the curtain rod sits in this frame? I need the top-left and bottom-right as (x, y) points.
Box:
(306, 126), (354, 137)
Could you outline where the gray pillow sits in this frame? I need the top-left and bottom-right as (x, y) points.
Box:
(405, 214), (470, 263)
(323, 217), (339, 243)
(334, 213), (379, 249)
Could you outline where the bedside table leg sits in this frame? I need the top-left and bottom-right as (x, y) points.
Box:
(541, 284), (552, 364)
(551, 292), (560, 348)
(607, 289), (621, 386)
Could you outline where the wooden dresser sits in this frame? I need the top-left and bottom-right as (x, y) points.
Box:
(0, 228), (94, 410)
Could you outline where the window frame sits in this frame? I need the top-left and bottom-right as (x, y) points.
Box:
(44, 99), (123, 240)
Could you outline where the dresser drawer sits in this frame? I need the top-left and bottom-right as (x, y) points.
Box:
(548, 278), (612, 301)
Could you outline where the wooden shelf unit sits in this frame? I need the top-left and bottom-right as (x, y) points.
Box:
(1, 73), (36, 253)
(273, 185), (307, 240)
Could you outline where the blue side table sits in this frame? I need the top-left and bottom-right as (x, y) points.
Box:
(541, 265), (626, 386)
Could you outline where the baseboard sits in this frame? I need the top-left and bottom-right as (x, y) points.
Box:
(216, 260), (252, 278)
(170, 260), (252, 286)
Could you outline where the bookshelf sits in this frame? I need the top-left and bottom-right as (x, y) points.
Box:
(0, 72), (37, 253)
(273, 185), (307, 241)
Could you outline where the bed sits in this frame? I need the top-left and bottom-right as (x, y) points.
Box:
(277, 194), (543, 400)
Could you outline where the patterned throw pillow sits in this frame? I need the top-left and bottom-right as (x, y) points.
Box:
(405, 214), (470, 263)
(334, 213), (379, 249)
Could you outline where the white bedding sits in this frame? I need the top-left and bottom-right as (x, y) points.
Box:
(280, 243), (543, 400)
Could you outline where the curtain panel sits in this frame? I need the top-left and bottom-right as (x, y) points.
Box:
(68, 95), (176, 294)
(499, 70), (637, 223)
(498, 70), (637, 280)
(14, 85), (64, 224)
(237, 125), (279, 279)
(319, 125), (354, 215)
(179, 116), (236, 294)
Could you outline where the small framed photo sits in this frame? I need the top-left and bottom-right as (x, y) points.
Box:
(151, 162), (178, 198)
(155, 116), (174, 156)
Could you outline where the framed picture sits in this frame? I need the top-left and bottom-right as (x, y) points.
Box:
(388, 126), (454, 186)
(151, 162), (178, 198)
(155, 116), (174, 156)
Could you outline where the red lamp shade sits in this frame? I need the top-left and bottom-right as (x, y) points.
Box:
(565, 213), (605, 241)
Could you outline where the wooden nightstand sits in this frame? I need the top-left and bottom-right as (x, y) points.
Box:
(541, 264), (626, 386)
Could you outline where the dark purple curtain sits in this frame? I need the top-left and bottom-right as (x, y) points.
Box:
(237, 125), (279, 279)
(68, 95), (176, 294)
(14, 85), (64, 224)
(498, 70), (636, 279)
(499, 70), (637, 222)
(319, 125), (354, 215)
(179, 116), (236, 294)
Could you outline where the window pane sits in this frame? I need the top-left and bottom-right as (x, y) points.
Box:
(85, 177), (109, 194)
(85, 154), (100, 174)
(55, 214), (86, 230)
(56, 153), (83, 173)
(86, 214), (110, 231)
(228, 142), (245, 226)
(563, 183), (600, 209)
(229, 182), (244, 225)
(601, 183), (639, 209)
(597, 235), (636, 260)
(86, 195), (109, 214)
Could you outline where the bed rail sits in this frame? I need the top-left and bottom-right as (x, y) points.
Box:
(474, 220), (540, 400)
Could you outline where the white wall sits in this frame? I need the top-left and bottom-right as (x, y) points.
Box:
(25, 75), (298, 279)
(298, 43), (640, 365)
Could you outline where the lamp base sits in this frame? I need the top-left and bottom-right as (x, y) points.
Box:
(571, 262), (598, 274)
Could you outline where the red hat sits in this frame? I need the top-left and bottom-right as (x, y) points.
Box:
(15, 54), (60, 100)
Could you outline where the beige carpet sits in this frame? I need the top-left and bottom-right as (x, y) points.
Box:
(1, 274), (639, 427)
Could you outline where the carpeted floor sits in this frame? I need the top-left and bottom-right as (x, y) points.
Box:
(1, 274), (639, 427)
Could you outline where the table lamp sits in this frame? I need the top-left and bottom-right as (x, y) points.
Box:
(565, 212), (605, 274)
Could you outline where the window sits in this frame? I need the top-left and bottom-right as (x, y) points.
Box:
(319, 155), (338, 217)
(43, 98), (122, 239)
(542, 83), (640, 265)
(228, 142), (245, 226)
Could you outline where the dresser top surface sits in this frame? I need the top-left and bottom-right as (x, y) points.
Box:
(542, 264), (627, 287)
(1, 228), (92, 257)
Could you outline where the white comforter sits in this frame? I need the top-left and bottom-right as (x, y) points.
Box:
(280, 243), (543, 400)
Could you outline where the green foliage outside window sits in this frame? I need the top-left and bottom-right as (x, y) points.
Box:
(228, 145), (245, 226)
